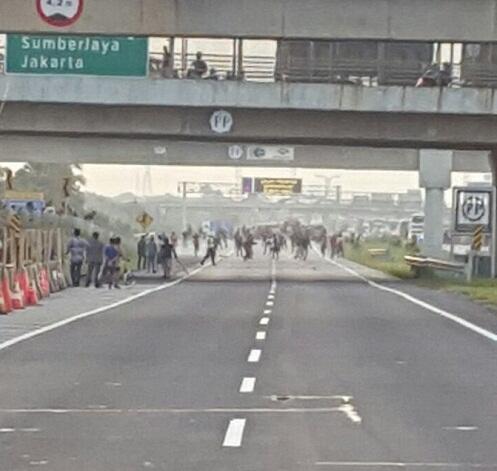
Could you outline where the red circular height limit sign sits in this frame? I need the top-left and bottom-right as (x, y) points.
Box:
(36, 0), (84, 27)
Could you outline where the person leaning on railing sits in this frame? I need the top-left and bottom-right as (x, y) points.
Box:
(188, 51), (208, 79)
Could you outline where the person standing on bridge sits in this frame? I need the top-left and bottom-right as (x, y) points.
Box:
(189, 51), (208, 78)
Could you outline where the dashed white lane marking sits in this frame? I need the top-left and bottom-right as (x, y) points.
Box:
(0, 428), (40, 433)
(315, 462), (495, 468)
(259, 317), (270, 325)
(222, 419), (246, 447)
(322, 253), (497, 344)
(0, 260), (220, 354)
(247, 349), (262, 363)
(443, 426), (479, 431)
(263, 309), (272, 315)
(265, 301), (274, 307)
(268, 294), (275, 300)
(256, 331), (267, 340)
(239, 377), (256, 393)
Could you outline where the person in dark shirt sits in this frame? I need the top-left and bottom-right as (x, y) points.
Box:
(103, 237), (120, 289)
(190, 52), (208, 78)
(137, 235), (146, 271)
(86, 232), (104, 288)
(158, 235), (178, 280)
(192, 232), (200, 257)
(66, 228), (88, 287)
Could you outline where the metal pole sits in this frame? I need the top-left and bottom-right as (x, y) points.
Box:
(181, 38), (188, 76)
(182, 182), (187, 232)
(237, 38), (243, 79)
(489, 151), (497, 278)
(232, 38), (237, 78)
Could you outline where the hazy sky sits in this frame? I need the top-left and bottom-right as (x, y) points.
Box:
(81, 165), (418, 197)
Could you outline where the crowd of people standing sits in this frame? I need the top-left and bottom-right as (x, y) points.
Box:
(66, 229), (130, 289)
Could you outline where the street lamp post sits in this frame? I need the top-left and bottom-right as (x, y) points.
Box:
(314, 174), (340, 199)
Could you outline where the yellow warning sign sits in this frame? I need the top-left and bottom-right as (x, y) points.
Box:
(136, 212), (154, 230)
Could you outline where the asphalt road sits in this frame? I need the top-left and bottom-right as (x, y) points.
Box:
(0, 247), (496, 471)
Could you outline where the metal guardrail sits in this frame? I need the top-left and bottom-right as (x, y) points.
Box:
(404, 255), (465, 274)
(368, 248), (389, 257)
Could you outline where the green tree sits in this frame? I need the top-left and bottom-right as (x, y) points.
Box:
(12, 163), (86, 211)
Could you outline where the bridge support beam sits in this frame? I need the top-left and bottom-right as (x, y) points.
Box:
(419, 150), (453, 258)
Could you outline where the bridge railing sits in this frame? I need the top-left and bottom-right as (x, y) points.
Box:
(149, 51), (276, 82)
(2, 37), (497, 88)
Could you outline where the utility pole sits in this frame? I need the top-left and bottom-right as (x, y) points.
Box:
(180, 181), (187, 231)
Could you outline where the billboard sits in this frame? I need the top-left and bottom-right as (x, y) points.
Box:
(254, 178), (302, 195)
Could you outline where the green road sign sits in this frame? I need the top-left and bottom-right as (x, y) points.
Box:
(6, 34), (148, 77)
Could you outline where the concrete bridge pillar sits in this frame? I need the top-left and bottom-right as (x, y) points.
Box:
(419, 150), (452, 258)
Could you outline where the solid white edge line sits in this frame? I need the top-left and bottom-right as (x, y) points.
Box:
(314, 462), (491, 468)
(0, 261), (216, 354)
(259, 317), (270, 325)
(247, 349), (262, 362)
(222, 418), (246, 447)
(239, 377), (256, 393)
(256, 331), (267, 340)
(320, 249), (497, 344)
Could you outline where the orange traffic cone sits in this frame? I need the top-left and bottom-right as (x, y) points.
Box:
(39, 267), (50, 298)
(11, 278), (25, 310)
(0, 279), (10, 315)
(19, 269), (37, 306)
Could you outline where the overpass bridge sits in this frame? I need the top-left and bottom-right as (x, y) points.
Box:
(0, 68), (494, 262)
(2, 76), (497, 152)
